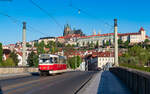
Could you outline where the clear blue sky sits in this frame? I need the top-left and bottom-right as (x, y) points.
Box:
(0, 0), (150, 45)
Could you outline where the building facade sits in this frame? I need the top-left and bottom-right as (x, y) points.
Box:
(63, 24), (84, 36)
(38, 37), (56, 45)
(77, 27), (147, 47)
(77, 33), (114, 47)
(85, 52), (114, 70)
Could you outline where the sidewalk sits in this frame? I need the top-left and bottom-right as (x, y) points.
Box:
(79, 70), (132, 94)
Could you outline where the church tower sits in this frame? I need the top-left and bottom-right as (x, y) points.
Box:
(139, 27), (146, 42)
(63, 24), (71, 36)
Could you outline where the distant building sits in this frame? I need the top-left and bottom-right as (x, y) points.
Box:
(119, 27), (146, 43)
(17, 52), (23, 66)
(3, 49), (11, 61)
(63, 24), (84, 36)
(57, 34), (82, 45)
(77, 33), (114, 47)
(77, 27), (148, 47)
(85, 52), (114, 70)
(38, 37), (56, 45)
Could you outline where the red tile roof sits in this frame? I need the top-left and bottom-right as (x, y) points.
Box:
(17, 52), (23, 56)
(57, 34), (81, 39)
(118, 33), (140, 36)
(79, 27), (146, 38)
(139, 27), (144, 32)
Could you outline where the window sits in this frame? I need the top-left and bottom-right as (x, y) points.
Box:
(54, 57), (58, 63)
(50, 57), (53, 63)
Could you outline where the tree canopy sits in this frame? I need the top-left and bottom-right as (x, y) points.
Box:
(67, 56), (82, 69)
(27, 51), (39, 67)
(119, 45), (150, 66)
(9, 51), (19, 66)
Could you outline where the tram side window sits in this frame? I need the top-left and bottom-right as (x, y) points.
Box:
(59, 58), (65, 64)
(50, 57), (53, 63)
(64, 59), (66, 64)
(54, 57), (58, 63)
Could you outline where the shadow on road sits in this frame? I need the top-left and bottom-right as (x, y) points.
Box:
(0, 86), (3, 94)
(30, 72), (39, 76)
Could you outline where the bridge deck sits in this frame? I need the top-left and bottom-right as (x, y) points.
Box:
(97, 71), (132, 94)
(80, 70), (132, 94)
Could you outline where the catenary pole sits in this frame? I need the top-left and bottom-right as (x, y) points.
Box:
(22, 22), (26, 66)
(114, 19), (119, 66)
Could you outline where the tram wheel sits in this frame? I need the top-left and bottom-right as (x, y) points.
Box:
(39, 71), (44, 76)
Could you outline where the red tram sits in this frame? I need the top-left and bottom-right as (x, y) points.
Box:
(38, 54), (67, 76)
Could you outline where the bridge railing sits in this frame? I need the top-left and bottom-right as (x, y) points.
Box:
(0, 67), (38, 74)
(110, 67), (150, 94)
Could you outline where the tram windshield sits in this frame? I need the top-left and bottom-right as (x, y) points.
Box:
(39, 57), (54, 64)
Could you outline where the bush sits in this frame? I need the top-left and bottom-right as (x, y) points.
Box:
(10, 51), (19, 66)
(0, 58), (16, 67)
(119, 63), (150, 72)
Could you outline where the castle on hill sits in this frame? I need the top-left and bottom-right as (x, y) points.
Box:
(63, 24), (84, 36)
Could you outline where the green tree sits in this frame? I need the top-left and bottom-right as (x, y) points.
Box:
(143, 39), (150, 49)
(106, 40), (110, 46)
(144, 39), (150, 44)
(57, 42), (64, 47)
(82, 42), (85, 46)
(0, 43), (3, 62)
(95, 41), (99, 48)
(34, 42), (38, 47)
(76, 43), (79, 47)
(45, 41), (59, 54)
(67, 56), (82, 69)
(26, 43), (32, 48)
(87, 41), (90, 46)
(27, 51), (39, 67)
(0, 58), (15, 67)
(118, 39), (123, 44)
(37, 41), (45, 54)
(119, 45), (150, 66)
(124, 40), (130, 48)
(9, 51), (19, 66)
(90, 41), (94, 48)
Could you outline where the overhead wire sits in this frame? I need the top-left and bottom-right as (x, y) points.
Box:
(0, 11), (48, 37)
(69, 2), (114, 31)
(30, 0), (63, 31)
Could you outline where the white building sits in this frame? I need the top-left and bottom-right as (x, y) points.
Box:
(17, 52), (23, 66)
(85, 52), (114, 70)
(97, 55), (114, 69)
(77, 33), (114, 47)
(38, 37), (56, 45)
(119, 27), (146, 43)
(77, 27), (148, 47)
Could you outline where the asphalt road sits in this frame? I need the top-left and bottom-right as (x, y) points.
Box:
(0, 71), (96, 94)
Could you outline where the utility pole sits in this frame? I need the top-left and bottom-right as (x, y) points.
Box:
(75, 50), (77, 69)
(114, 19), (119, 66)
(22, 22), (26, 66)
